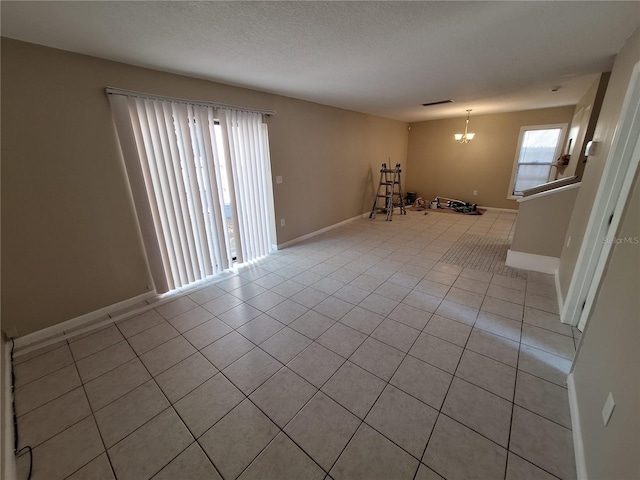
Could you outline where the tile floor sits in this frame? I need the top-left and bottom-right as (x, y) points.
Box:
(13, 210), (580, 480)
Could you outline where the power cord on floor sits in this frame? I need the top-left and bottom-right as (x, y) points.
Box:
(10, 339), (33, 480)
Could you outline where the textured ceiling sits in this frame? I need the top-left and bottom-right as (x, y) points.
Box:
(2, 1), (639, 122)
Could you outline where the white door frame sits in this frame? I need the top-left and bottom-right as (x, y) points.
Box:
(562, 62), (640, 330)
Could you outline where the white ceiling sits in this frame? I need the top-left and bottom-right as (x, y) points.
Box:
(2, 1), (639, 122)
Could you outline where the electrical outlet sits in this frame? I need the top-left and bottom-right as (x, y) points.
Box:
(280, 218), (286, 227)
(276, 176), (283, 184)
(473, 190), (478, 196)
(602, 392), (615, 426)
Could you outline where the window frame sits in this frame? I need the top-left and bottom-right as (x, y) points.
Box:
(507, 123), (568, 199)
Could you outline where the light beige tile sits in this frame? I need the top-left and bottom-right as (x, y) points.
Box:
(155, 352), (218, 403)
(505, 452), (557, 480)
(350, 337), (405, 381)
(456, 350), (516, 401)
(202, 293), (244, 315)
(173, 373), (244, 438)
(128, 322), (179, 355)
(94, 380), (169, 447)
(156, 296), (199, 320)
(17, 387), (91, 448)
(371, 318), (420, 352)
(466, 328), (519, 367)
(424, 315), (472, 347)
(330, 423), (418, 480)
(69, 326), (124, 361)
(199, 400), (279, 480)
(247, 290), (287, 311)
(518, 344), (571, 387)
(476, 311), (522, 342)
(223, 347), (282, 394)
(365, 385), (438, 458)
(12, 340), (68, 365)
(67, 453), (114, 480)
(152, 442), (220, 480)
(525, 292), (559, 314)
(285, 392), (360, 470)
(200, 331), (255, 370)
(390, 356), (452, 410)
(388, 303), (431, 330)
(521, 324), (575, 360)
(481, 296), (524, 322)
(260, 327), (312, 364)
(187, 284), (225, 305)
(445, 287), (484, 309)
(240, 433), (325, 479)
(287, 343), (345, 388)
(182, 318), (233, 350)
(109, 408), (193, 480)
(218, 303), (262, 328)
(14, 344), (74, 387)
(117, 310), (164, 338)
(510, 406), (575, 480)
(15, 364), (81, 416)
(265, 299), (309, 324)
(434, 300), (479, 326)
(409, 333), (463, 374)
(84, 358), (150, 411)
(250, 367), (317, 427)
(167, 306), (213, 333)
(443, 377), (513, 447)
(140, 335), (197, 376)
(515, 371), (571, 429)
(423, 414), (507, 480)
(523, 306), (572, 337)
(313, 296), (354, 320)
(289, 310), (335, 339)
(402, 291), (442, 313)
(317, 322), (367, 358)
(237, 314), (285, 343)
(487, 284), (526, 305)
(76, 341), (136, 383)
(322, 361), (386, 419)
(339, 306), (385, 335)
(29, 416), (104, 480)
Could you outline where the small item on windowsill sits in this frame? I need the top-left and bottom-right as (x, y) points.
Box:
(554, 153), (571, 167)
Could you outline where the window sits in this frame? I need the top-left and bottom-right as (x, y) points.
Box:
(508, 124), (567, 198)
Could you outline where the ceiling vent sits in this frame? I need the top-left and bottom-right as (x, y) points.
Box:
(421, 99), (454, 107)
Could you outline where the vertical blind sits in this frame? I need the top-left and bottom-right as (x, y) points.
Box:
(108, 91), (276, 293)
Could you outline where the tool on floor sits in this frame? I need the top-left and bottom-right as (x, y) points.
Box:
(369, 163), (406, 221)
(434, 196), (478, 213)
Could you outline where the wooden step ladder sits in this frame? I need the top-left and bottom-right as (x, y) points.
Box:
(369, 163), (406, 221)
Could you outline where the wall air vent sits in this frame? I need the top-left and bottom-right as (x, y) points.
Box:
(421, 100), (454, 107)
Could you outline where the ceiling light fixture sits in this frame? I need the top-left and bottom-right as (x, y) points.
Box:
(454, 109), (475, 144)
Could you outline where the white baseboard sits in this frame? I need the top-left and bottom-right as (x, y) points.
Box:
(2, 340), (17, 480)
(567, 373), (588, 480)
(506, 249), (559, 274)
(13, 291), (156, 352)
(478, 206), (519, 213)
(276, 212), (367, 249)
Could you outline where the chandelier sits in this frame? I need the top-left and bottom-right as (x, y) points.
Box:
(454, 109), (475, 144)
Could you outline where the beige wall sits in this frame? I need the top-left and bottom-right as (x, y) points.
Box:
(1, 39), (408, 336)
(558, 28), (640, 299)
(405, 107), (575, 210)
(510, 186), (580, 257)
(572, 170), (639, 479)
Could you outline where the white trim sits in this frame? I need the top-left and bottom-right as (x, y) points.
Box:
(567, 373), (588, 480)
(506, 250), (559, 273)
(517, 182), (581, 203)
(2, 341), (17, 480)
(13, 291), (156, 351)
(276, 212), (367, 249)
(563, 62), (640, 329)
(477, 206), (519, 213)
(555, 270), (565, 320)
